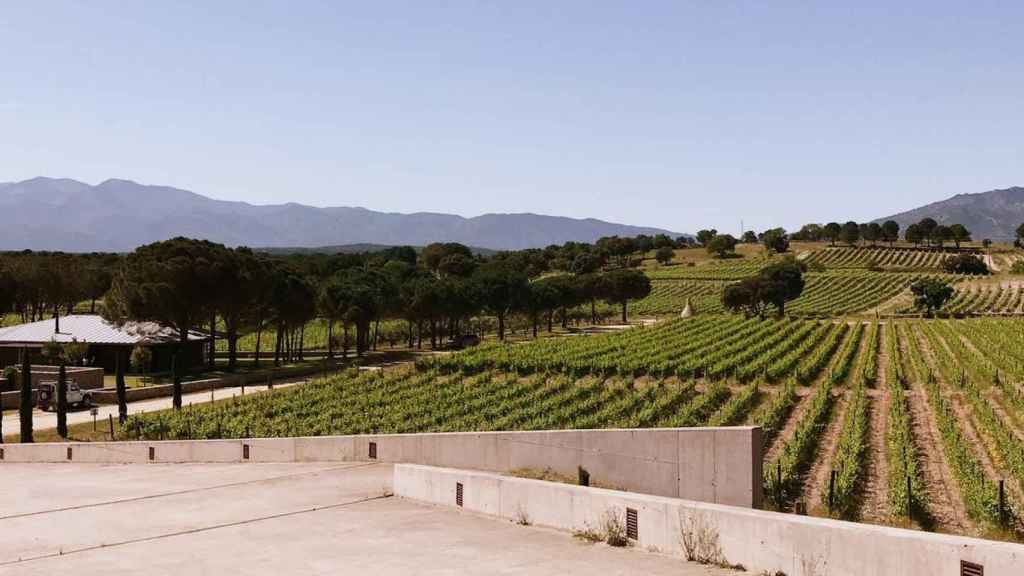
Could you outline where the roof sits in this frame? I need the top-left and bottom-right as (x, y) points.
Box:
(0, 315), (209, 347)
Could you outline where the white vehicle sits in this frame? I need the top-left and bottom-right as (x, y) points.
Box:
(36, 380), (93, 411)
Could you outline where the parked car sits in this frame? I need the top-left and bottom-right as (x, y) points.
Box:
(447, 334), (481, 350)
(36, 380), (93, 411)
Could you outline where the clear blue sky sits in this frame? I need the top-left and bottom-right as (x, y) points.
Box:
(2, 1), (1021, 234)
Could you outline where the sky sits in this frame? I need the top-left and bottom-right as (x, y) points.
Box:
(2, 1), (1022, 235)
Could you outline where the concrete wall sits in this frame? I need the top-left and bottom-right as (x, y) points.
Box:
(0, 427), (762, 508)
(395, 464), (1024, 576)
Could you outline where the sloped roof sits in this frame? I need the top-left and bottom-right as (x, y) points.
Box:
(0, 315), (208, 346)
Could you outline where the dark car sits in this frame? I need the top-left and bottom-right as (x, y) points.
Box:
(447, 334), (481, 350)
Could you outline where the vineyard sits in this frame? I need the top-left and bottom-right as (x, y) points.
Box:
(125, 314), (1024, 541)
(803, 246), (953, 270)
(634, 271), (943, 317)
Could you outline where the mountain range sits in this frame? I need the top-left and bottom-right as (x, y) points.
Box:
(874, 186), (1024, 241)
(0, 177), (684, 252)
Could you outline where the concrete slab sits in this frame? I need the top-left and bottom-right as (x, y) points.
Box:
(0, 463), (736, 575)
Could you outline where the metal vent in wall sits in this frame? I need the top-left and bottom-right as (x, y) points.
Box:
(368, 441), (377, 460)
(626, 508), (638, 540)
(243, 444), (250, 460)
(456, 482), (464, 507)
(961, 561), (983, 576)
(148, 447), (155, 461)
(66, 447), (73, 460)
(0, 448), (4, 460)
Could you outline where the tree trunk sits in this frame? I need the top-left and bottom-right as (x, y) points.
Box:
(56, 363), (68, 439)
(327, 319), (334, 359)
(171, 347), (182, 411)
(227, 326), (238, 372)
(90, 297), (97, 314)
(590, 299), (597, 324)
(253, 323), (263, 369)
(208, 316), (216, 370)
(547, 311), (554, 333)
(497, 313), (505, 341)
(407, 320), (414, 348)
(621, 302), (627, 324)
(116, 350), (128, 424)
(19, 348), (32, 443)
(299, 324), (305, 361)
(273, 324), (282, 367)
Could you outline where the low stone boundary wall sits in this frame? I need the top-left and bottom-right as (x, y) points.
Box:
(0, 427), (762, 508)
(394, 464), (1024, 576)
(87, 362), (339, 405)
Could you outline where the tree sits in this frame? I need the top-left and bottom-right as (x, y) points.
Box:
(793, 223), (823, 242)
(910, 278), (953, 317)
(918, 218), (938, 245)
(104, 238), (220, 409)
(863, 223), (883, 247)
(1016, 223), (1024, 246)
(570, 252), (603, 275)
(42, 339), (79, 439)
(696, 229), (718, 246)
(722, 277), (767, 318)
(758, 260), (806, 316)
(723, 260), (805, 318)
(761, 228), (789, 254)
(823, 222), (842, 246)
(474, 265), (529, 340)
(602, 269), (651, 323)
(839, 221), (860, 246)
(948, 224), (971, 249)
(905, 223), (923, 246)
(982, 238), (992, 249)
(706, 234), (738, 259)
(942, 254), (989, 276)
(19, 348), (32, 443)
(117, 348), (134, 423)
(421, 243), (473, 276)
(932, 225), (952, 248)
(655, 246), (674, 265)
(741, 231), (758, 244)
(882, 220), (900, 246)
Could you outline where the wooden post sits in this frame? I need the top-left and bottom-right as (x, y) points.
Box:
(907, 474), (913, 522)
(999, 479), (1006, 526)
(108, 414), (115, 440)
(828, 469), (837, 511)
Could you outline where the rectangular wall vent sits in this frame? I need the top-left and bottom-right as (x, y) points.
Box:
(626, 508), (638, 540)
(148, 447), (155, 461)
(0, 448), (4, 460)
(368, 441), (377, 460)
(242, 444), (250, 460)
(66, 447), (73, 461)
(961, 561), (983, 576)
(456, 482), (464, 507)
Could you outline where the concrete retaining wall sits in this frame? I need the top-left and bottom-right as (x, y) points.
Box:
(88, 362), (337, 405)
(0, 427), (762, 508)
(394, 464), (1024, 576)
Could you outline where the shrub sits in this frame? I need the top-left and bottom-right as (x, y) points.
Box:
(942, 254), (989, 275)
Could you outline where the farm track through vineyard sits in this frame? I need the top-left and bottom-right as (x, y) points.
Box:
(124, 313), (1024, 541)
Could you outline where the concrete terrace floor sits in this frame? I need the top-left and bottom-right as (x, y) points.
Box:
(0, 462), (738, 576)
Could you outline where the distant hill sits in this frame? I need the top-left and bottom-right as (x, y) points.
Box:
(257, 243), (497, 256)
(0, 177), (686, 252)
(875, 186), (1024, 241)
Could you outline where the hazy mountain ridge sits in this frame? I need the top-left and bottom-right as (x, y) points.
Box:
(874, 186), (1024, 240)
(0, 177), (685, 252)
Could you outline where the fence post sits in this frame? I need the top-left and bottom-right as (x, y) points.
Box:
(999, 479), (1006, 526)
(108, 413), (115, 441)
(828, 469), (836, 511)
(907, 474), (913, 522)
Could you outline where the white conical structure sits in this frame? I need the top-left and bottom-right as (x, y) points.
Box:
(680, 298), (695, 318)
